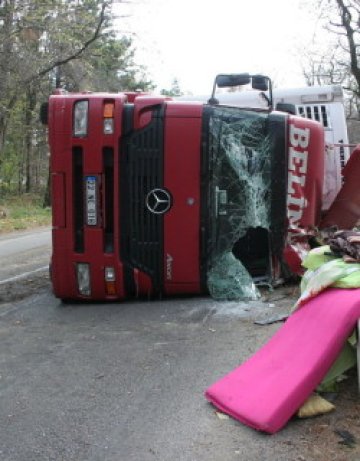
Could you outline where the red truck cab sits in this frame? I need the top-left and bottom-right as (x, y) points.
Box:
(46, 78), (324, 301)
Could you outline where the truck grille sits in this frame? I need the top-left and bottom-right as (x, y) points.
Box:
(120, 105), (165, 294)
(73, 146), (84, 253)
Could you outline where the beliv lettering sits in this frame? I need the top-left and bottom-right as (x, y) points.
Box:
(287, 123), (310, 226)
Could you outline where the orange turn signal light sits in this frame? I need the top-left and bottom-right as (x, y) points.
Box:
(105, 281), (117, 296)
(103, 102), (114, 118)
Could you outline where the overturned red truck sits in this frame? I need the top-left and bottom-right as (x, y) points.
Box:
(43, 74), (329, 301)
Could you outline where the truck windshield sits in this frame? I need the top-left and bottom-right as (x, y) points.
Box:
(203, 106), (277, 300)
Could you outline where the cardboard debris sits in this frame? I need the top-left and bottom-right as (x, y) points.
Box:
(297, 394), (335, 418)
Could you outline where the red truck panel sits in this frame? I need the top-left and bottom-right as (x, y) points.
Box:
(50, 93), (128, 300)
(285, 116), (325, 274)
(163, 112), (202, 294)
(320, 145), (360, 229)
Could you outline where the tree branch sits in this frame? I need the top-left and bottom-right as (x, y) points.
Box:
(23, 1), (111, 86)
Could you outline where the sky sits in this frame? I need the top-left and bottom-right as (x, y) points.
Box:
(114, 0), (322, 95)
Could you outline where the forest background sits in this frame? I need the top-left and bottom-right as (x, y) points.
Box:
(0, 0), (359, 230)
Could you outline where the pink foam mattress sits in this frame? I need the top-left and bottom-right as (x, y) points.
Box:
(205, 288), (360, 433)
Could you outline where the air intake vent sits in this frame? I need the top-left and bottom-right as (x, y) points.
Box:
(73, 147), (84, 253)
(297, 104), (330, 128)
(103, 147), (114, 253)
(120, 105), (165, 294)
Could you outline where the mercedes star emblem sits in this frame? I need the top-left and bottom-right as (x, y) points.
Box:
(146, 188), (172, 214)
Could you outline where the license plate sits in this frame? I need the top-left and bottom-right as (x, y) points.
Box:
(85, 176), (97, 226)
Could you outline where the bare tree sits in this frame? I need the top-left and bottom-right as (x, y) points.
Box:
(303, 0), (360, 117)
(330, 0), (360, 118)
(330, 0), (360, 94)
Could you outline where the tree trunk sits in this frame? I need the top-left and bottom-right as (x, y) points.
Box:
(0, 0), (16, 158)
(43, 170), (51, 208)
(24, 86), (37, 193)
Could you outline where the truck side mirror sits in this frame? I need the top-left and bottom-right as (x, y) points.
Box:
(208, 73), (273, 110)
(275, 103), (296, 115)
(252, 75), (268, 91)
(216, 74), (251, 88)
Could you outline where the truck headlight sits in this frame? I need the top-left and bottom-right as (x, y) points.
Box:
(103, 118), (114, 134)
(73, 100), (88, 137)
(105, 267), (116, 282)
(76, 263), (91, 296)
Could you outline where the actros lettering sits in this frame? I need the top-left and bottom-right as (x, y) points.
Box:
(166, 253), (173, 280)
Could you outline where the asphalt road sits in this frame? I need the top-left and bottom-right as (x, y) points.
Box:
(1, 284), (360, 461)
(0, 228), (51, 258)
(0, 227), (51, 284)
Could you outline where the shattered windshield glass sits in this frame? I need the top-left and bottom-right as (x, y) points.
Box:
(204, 106), (274, 300)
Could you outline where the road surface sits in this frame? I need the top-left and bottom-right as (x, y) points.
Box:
(0, 283), (359, 460)
(0, 227), (51, 284)
(0, 229), (359, 460)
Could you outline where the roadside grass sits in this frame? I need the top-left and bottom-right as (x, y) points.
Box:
(0, 194), (51, 234)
